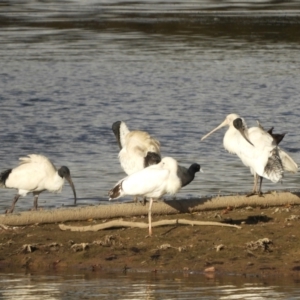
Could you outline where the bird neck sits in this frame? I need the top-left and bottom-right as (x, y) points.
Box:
(45, 172), (65, 193)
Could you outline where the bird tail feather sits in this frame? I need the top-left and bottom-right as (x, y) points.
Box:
(278, 149), (298, 173)
(264, 147), (284, 183)
(108, 181), (123, 200)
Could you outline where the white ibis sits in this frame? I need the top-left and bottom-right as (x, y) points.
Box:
(201, 113), (298, 196)
(108, 157), (181, 236)
(112, 121), (161, 203)
(0, 154), (77, 213)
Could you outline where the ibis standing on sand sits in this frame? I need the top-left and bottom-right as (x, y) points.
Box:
(0, 154), (77, 213)
(112, 121), (161, 203)
(108, 157), (182, 236)
(201, 113), (298, 196)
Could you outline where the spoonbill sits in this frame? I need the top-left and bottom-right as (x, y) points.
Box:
(201, 113), (298, 196)
(0, 154), (77, 213)
(112, 121), (161, 203)
(108, 157), (181, 236)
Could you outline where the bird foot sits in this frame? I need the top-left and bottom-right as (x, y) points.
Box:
(133, 199), (146, 206)
(30, 207), (42, 211)
(246, 191), (264, 198)
(246, 192), (256, 197)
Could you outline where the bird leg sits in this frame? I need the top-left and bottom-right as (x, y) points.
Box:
(32, 193), (40, 211)
(148, 198), (154, 237)
(246, 174), (258, 197)
(257, 176), (264, 197)
(246, 174), (264, 197)
(140, 197), (147, 206)
(5, 194), (20, 214)
(133, 196), (146, 206)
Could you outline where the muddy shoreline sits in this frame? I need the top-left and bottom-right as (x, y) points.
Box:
(1, 192), (300, 277)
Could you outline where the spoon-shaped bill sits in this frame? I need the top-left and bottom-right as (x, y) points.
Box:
(201, 119), (228, 141)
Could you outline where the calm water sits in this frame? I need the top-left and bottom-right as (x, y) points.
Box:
(0, 1), (300, 213)
(1, 271), (300, 299)
(1, 0), (300, 297)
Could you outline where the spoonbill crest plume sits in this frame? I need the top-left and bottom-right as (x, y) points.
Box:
(201, 113), (298, 196)
(108, 157), (181, 236)
(0, 154), (77, 213)
(112, 121), (161, 203)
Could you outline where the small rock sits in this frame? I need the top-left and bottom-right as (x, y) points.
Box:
(246, 238), (272, 251)
(71, 243), (89, 252)
(215, 244), (224, 252)
(20, 244), (38, 254)
(159, 244), (171, 250)
(178, 246), (186, 252)
(92, 235), (116, 247)
(285, 215), (300, 222)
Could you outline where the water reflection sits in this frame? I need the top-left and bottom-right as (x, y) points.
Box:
(1, 272), (300, 299)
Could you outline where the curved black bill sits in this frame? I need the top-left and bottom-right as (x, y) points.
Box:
(66, 175), (77, 205)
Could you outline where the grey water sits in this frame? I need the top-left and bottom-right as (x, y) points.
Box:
(1, 1), (300, 213)
(1, 271), (300, 299)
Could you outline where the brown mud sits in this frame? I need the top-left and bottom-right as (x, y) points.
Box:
(1, 195), (300, 278)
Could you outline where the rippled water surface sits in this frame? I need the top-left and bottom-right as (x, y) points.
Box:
(1, 272), (300, 299)
(0, 0), (300, 212)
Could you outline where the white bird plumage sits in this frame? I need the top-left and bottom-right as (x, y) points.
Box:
(201, 113), (298, 195)
(112, 121), (161, 204)
(108, 157), (182, 236)
(112, 121), (161, 176)
(0, 154), (77, 213)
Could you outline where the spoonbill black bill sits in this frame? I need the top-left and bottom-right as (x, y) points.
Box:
(108, 157), (181, 236)
(0, 154), (77, 213)
(201, 113), (298, 196)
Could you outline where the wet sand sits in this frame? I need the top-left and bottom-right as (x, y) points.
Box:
(1, 193), (300, 278)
